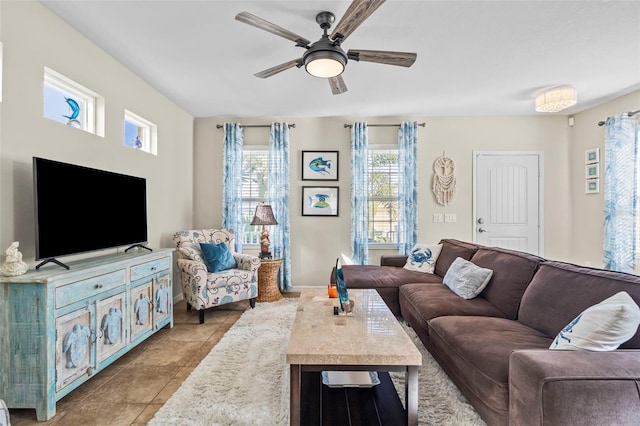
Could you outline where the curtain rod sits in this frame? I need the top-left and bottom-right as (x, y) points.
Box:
(597, 109), (640, 126)
(343, 122), (426, 128)
(216, 123), (296, 129)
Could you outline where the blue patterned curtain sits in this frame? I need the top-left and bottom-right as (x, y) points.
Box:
(398, 121), (418, 255)
(222, 123), (244, 253)
(268, 123), (291, 289)
(604, 113), (640, 272)
(351, 122), (369, 265)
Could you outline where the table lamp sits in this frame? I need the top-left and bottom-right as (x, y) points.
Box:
(250, 203), (278, 259)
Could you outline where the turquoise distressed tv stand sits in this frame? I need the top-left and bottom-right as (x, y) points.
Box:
(0, 248), (174, 421)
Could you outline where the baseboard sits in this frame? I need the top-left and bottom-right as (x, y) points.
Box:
(287, 285), (325, 292)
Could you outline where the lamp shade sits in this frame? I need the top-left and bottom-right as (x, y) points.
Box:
(250, 204), (278, 226)
(305, 51), (346, 78)
(535, 86), (577, 113)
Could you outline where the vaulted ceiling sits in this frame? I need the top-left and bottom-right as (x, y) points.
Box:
(41, 1), (640, 118)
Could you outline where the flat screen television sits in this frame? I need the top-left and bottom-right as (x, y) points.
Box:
(33, 157), (149, 269)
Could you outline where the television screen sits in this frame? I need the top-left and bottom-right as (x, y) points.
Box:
(33, 157), (148, 264)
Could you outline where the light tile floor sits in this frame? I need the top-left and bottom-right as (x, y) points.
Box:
(8, 296), (297, 425)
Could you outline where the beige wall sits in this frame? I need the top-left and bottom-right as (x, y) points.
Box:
(194, 115), (573, 288)
(570, 90), (640, 267)
(0, 1), (194, 298)
(2, 2), (637, 294)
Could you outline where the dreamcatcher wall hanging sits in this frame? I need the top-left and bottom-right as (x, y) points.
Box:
(433, 153), (456, 205)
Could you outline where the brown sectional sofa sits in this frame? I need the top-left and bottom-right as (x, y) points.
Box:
(330, 239), (640, 425)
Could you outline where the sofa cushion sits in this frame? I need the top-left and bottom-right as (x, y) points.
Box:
(443, 257), (493, 299)
(550, 291), (640, 351)
(403, 243), (442, 273)
(428, 316), (552, 421)
(469, 247), (544, 319)
(434, 239), (479, 277)
(200, 242), (237, 273)
(518, 261), (640, 349)
(334, 264), (444, 316)
(399, 283), (507, 348)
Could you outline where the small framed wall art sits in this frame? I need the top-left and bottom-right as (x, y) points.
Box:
(586, 179), (600, 194)
(302, 186), (339, 216)
(302, 150), (338, 181)
(585, 164), (599, 179)
(585, 148), (600, 164)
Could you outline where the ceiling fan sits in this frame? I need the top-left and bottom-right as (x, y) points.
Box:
(235, 0), (417, 95)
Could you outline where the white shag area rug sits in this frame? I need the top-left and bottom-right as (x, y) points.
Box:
(148, 298), (486, 426)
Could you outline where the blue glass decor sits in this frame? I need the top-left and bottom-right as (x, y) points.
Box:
(335, 258), (352, 315)
(63, 97), (81, 128)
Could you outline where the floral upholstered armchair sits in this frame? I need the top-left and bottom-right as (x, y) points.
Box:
(173, 229), (260, 324)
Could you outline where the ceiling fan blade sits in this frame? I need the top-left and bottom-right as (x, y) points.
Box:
(236, 12), (311, 47)
(347, 49), (417, 67)
(330, 0), (385, 42)
(254, 59), (301, 78)
(329, 76), (348, 95)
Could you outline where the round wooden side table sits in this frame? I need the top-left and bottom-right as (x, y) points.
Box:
(257, 258), (283, 302)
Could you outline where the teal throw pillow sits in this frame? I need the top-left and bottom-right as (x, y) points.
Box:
(199, 242), (237, 273)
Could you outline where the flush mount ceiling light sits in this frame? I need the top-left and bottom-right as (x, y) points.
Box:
(535, 86), (578, 113)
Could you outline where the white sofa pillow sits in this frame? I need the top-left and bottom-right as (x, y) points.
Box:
(550, 291), (640, 351)
(442, 257), (493, 299)
(0, 398), (9, 426)
(403, 244), (443, 274)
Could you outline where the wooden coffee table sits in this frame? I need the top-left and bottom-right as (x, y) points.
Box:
(286, 288), (422, 426)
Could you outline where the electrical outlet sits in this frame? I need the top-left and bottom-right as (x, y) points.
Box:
(433, 213), (444, 223)
(445, 213), (457, 223)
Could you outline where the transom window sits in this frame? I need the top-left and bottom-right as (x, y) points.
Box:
(43, 67), (103, 136)
(124, 110), (158, 155)
(241, 148), (269, 245)
(368, 146), (399, 245)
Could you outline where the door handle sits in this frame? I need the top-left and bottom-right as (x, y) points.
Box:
(478, 228), (489, 233)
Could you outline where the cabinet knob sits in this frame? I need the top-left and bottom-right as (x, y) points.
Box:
(95, 284), (103, 289)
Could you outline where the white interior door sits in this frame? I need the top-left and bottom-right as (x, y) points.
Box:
(473, 151), (543, 255)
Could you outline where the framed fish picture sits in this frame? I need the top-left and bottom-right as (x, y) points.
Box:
(302, 150), (339, 181)
(302, 186), (339, 216)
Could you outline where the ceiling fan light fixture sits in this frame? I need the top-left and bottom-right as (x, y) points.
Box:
(304, 50), (346, 78)
(535, 86), (577, 113)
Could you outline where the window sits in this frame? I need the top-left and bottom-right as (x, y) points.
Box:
(43, 67), (104, 136)
(124, 110), (157, 155)
(241, 148), (269, 245)
(368, 146), (399, 245)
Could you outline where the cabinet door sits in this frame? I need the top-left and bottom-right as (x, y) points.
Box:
(153, 273), (172, 330)
(55, 307), (93, 392)
(96, 292), (127, 366)
(130, 280), (153, 343)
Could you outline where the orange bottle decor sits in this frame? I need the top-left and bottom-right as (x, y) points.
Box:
(328, 283), (338, 298)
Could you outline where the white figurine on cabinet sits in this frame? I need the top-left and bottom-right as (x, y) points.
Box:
(1, 241), (28, 276)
